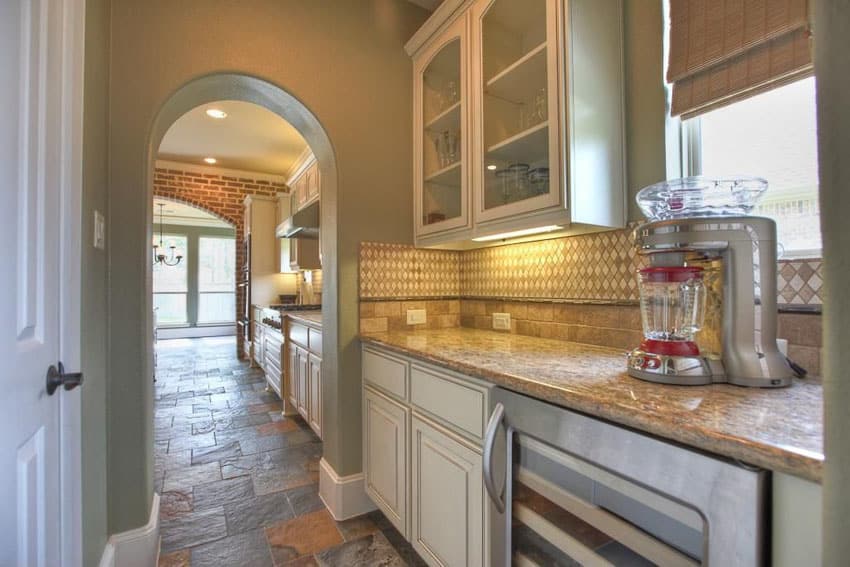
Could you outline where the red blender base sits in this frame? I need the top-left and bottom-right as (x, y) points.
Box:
(628, 339), (715, 385)
(639, 339), (700, 358)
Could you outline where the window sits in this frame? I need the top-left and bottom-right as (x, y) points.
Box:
(197, 236), (236, 324)
(153, 234), (188, 325)
(684, 77), (820, 257)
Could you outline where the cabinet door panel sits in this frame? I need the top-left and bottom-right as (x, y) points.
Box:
(297, 348), (309, 419)
(308, 355), (322, 438)
(472, 0), (563, 223)
(414, 15), (471, 239)
(411, 415), (484, 567)
(364, 388), (408, 537)
(288, 345), (298, 408)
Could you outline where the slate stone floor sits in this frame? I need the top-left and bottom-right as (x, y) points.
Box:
(155, 336), (425, 567)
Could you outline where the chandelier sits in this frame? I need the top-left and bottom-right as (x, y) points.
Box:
(153, 203), (183, 266)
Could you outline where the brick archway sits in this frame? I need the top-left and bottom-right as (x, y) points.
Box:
(153, 166), (289, 354)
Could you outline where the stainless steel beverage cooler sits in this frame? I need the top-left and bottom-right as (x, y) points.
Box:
(483, 388), (767, 566)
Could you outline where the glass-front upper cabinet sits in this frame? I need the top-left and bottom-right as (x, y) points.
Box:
(414, 15), (470, 239)
(472, 0), (562, 223)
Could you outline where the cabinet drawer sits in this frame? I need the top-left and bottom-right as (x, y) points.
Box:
(289, 323), (309, 349)
(363, 348), (408, 401)
(309, 328), (322, 356)
(410, 364), (487, 442)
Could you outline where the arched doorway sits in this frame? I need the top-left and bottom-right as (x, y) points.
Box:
(146, 74), (338, 371)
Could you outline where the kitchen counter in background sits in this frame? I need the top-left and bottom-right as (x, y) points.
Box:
(360, 327), (823, 482)
(285, 310), (322, 327)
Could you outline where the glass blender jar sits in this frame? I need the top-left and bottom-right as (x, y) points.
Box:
(630, 265), (708, 377)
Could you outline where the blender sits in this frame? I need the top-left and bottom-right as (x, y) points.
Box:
(627, 177), (794, 388)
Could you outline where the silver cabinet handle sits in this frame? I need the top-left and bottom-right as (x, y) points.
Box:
(483, 402), (506, 514)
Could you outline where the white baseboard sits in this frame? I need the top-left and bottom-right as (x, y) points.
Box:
(99, 492), (161, 567)
(318, 458), (376, 521)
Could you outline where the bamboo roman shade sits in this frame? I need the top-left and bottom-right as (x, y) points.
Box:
(668, 0), (813, 118)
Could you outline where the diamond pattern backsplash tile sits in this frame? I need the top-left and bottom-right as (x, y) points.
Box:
(777, 258), (823, 306)
(360, 235), (823, 308)
(359, 242), (460, 299)
(461, 229), (640, 301)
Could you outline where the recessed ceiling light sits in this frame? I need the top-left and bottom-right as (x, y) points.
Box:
(204, 157), (217, 164)
(486, 164), (498, 171)
(205, 108), (227, 119)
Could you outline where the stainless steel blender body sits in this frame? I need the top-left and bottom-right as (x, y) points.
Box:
(632, 216), (793, 388)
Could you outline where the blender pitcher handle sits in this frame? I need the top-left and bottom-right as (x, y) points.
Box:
(483, 403), (506, 514)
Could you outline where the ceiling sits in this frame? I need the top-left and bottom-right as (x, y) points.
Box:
(153, 198), (233, 229)
(158, 100), (309, 176)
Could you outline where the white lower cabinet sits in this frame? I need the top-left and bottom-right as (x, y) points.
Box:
(288, 345), (298, 409)
(362, 345), (490, 567)
(296, 347), (309, 420)
(308, 354), (322, 438)
(411, 415), (484, 567)
(363, 387), (409, 537)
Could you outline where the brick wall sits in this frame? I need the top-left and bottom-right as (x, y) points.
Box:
(153, 161), (288, 357)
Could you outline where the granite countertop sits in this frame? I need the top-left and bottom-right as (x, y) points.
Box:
(360, 327), (823, 482)
(285, 310), (322, 327)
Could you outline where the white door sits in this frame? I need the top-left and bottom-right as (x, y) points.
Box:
(0, 0), (84, 566)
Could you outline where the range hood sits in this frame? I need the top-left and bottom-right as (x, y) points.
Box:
(276, 201), (319, 239)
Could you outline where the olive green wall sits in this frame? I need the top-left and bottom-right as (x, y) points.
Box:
(81, 0), (110, 563)
(107, 0), (428, 532)
(623, 0), (668, 222)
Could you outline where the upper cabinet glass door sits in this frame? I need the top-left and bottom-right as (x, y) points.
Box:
(474, 0), (562, 220)
(415, 16), (469, 237)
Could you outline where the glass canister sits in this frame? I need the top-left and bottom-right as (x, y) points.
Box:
(638, 266), (706, 353)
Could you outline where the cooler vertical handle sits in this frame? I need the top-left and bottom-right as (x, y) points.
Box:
(483, 402), (506, 514)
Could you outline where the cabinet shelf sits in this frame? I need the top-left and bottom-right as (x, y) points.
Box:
(425, 101), (461, 132)
(485, 42), (547, 103)
(425, 160), (462, 186)
(487, 121), (549, 164)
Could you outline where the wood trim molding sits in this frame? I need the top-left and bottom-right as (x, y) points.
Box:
(404, 0), (471, 56)
(98, 493), (161, 567)
(284, 146), (316, 184)
(318, 458), (377, 521)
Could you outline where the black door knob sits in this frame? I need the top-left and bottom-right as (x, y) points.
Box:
(46, 362), (83, 395)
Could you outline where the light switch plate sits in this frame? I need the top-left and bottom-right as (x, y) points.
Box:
(93, 210), (105, 250)
(492, 312), (511, 330)
(407, 309), (427, 325)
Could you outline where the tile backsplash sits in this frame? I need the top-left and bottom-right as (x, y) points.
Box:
(359, 232), (824, 375)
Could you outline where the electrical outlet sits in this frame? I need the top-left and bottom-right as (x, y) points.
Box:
(407, 309), (427, 325)
(93, 210), (105, 250)
(492, 312), (511, 330)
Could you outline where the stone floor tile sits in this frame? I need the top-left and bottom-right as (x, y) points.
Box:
(225, 490), (295, 535)
(381, 525), (428, 567)
(157, 549), (190, 567)
(257, 419), (299, 436)
(285, 483), (325, 517)
(193, 475), (255, 510)
(167, 431), (216, 454)
(191, 528), (274, 567)
(163, 461), (221, 492)
(315, 531), (406, 567)
(265, 509), (343, 564)
(160, 490), (193, 521)
(160, 506), (227, 553)
(191, 440), (242, 465)
(335, 513), (382, 542)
